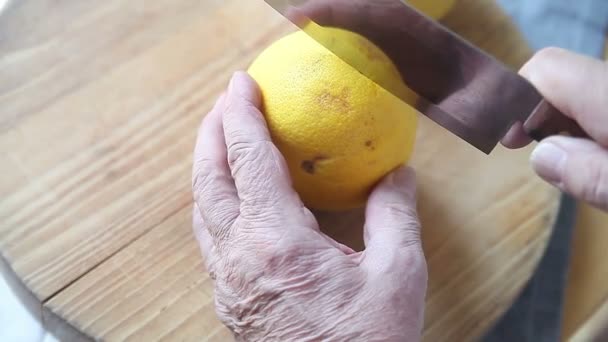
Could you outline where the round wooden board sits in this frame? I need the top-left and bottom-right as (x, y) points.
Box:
(0, 0), (560, 341)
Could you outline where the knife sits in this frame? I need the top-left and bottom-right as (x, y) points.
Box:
(262, 0), (590, 154)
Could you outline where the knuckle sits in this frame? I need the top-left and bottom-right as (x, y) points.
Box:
(248, 235), (324, 278)
(262, 248), (331, 287)
(214, 248), (252, 288)
(383, 201), (420, 226)
(209, 206), (238, 239)
(240, 195), (286, 219)
(192, 167), (238, 237)
(260, 241), (299, 270)
(192, 157), (217, 196)
(381, 202), (422, 248)
(212, 276), (278, 340)
(209, 240), (337, 338)
(212, 285), (245, 333)
(260, 247), (290, 274)
(369, 243), (426, 283)
(401, 226), (422, 248)
(227, 139), (269, 170)
(394, 240), (424, 265)
(225, 99), (261, 120)
(385, 244), (427, 277)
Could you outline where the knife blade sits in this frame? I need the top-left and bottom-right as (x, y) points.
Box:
(262, 0), (589, 154)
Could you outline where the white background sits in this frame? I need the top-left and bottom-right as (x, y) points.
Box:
(0, 271), (57, 342)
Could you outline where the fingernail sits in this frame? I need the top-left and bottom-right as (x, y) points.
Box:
(531, 143), (566, 184)
(228, 72), (249, 97)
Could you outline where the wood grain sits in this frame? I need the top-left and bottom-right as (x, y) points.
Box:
(0, 0), (560, 341)
(559, 37), (608, 342)
(563, 205), (608, 341)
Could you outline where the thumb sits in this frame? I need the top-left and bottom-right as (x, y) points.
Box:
(531, 136), (608, 211)
(362, 166), (423, 273)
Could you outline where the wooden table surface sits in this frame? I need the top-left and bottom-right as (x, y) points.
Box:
(0, 0), (562, 341)
(559, 42), (608, 342)
(564, 204), (608, 341)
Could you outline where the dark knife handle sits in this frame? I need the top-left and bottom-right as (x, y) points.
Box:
(523, 99), (590, 142)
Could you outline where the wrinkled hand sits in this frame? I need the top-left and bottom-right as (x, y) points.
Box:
(502, 48), (608, 211)
(192, 72), (427, 341)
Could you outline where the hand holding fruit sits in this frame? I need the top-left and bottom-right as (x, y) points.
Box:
(191, 73), (427, 341)
(502, 48), (608, 211)
(247, 28), (418, 210)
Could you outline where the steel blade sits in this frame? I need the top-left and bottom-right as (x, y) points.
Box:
(263, 0), (544, 154)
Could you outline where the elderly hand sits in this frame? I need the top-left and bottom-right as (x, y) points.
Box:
(502, 48), (608, 211)
(192, 72), (427, 341)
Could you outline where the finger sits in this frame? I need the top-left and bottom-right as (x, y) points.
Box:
(501, 122), (533, 149)
(520, 47), (608, 146)
(362, 166), (424, 273)
(531, 136), (608, 210)
(223, 71), (301, 210)
(193, 206), (218, 279)
(192, 94), (240, 241)
(192, 205), (212, 263)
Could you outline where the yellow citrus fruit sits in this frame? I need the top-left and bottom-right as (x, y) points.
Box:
(248, 25), (418, 211)
(407, 0), (456, 19)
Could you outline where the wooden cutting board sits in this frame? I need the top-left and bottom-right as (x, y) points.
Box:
(0, 0), (560, 341)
